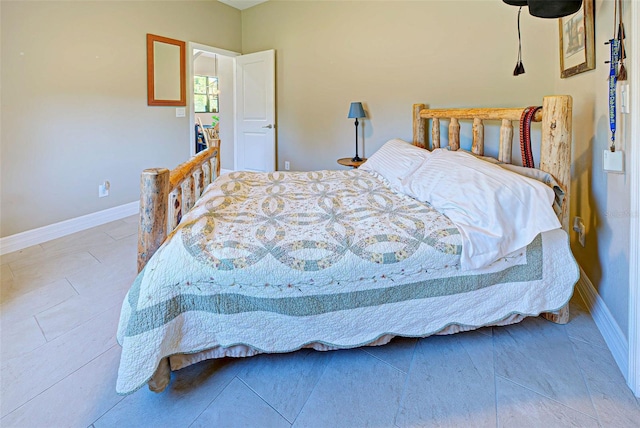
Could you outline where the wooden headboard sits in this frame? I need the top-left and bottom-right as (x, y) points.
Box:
(412, 95), (573, 232)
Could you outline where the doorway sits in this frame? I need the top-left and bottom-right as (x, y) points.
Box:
(187, 43), (239, 173)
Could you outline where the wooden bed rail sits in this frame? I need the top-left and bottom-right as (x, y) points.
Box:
(137, 145), (220, 272)
(413, 95), (572, 231)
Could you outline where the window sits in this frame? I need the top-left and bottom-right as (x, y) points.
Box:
(194, 75), (219, 113)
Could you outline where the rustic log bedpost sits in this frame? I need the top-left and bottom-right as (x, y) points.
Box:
(472, 118), (484, 156)
(540, 95), (573, 232)
(499, 119), (514, 163)
(448, 118), (460, 151)
(137, 145), (220, 273)
(413, 103), (427, 148)
(138, 168), (170, 273)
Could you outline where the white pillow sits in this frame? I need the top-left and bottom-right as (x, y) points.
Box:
(401, 149), (560, 270)
(359, 139), (430, 191)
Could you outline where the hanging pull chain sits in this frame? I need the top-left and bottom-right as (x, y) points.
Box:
(513, 7), (525, 76)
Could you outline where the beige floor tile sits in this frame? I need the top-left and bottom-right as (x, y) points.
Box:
(37, 229), (116, 258)
(192, 378), (290, 428)
(293, 350), (405, 427)
(94, 358), (242, 428)
(0, 305), (120, 417)
(101, 219), (138, 240)
(493, 316), (596, 417)
(121, 214), (138, 224)
(0, 245), (44, 266)
(0, 345), (124, 428)
(9, 251), (101, 291)
(88, 233), (137, 267)
(496, 376), (599, 427)
(237, 349), (331, 422)
(0, 278), (77, 323)
(361, 336), (417, 373)
(572, 339), (640, 427)
(396, 332), (495, 428)
(0, 316), (46, 361)
(65, 255), (136, 298)
(566, 295), (609, 350)
(1, 264), (14, 284)
(36, 287), (128, 341)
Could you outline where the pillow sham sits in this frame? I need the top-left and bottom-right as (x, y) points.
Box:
(401, 149), (560, 270)
(359, 138), (430, 191)
(459, 149), (565, 217)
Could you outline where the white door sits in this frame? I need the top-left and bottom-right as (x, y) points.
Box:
(234, 50), (276, 172)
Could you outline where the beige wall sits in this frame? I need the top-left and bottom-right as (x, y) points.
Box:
(242, 0), (634, 339)
(242, 0), (558, 172)
(554, 0), (633, 337)
(0, 0), (241, 237)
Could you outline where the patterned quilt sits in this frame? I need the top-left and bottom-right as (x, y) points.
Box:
(116, 170), (579, 394)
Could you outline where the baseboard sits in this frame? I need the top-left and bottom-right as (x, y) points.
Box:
(576, 266), (629, 378)
(0, 201), (139, 256)
(220, 168), (233, 175)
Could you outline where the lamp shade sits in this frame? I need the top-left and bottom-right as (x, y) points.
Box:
(348, 102), (366, 119)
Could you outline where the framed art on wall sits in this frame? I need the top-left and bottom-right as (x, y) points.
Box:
(559, 0), (595, 78)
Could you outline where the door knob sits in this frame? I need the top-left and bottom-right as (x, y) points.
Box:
(262, 124), (274, 129)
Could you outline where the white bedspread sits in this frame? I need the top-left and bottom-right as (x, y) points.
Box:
(116, 170), (579, 394)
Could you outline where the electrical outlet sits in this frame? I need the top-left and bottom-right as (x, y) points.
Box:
(573, 216), (586, 247)
(284, 161), (290, 171)
(98, 180), (110, 198)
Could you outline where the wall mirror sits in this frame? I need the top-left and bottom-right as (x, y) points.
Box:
(147, 34), (186, 106)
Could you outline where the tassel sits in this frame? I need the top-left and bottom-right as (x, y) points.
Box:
(616, 21), (627, 80)
(513, 7), (526, 76)
(617, 63), (627, 81)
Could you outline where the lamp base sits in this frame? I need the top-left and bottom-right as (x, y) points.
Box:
(351, 156), (362, 162)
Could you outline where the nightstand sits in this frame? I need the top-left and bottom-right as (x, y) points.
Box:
(337, 157), (367, 169)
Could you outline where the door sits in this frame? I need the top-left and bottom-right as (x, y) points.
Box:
(234, 50), (276, 172)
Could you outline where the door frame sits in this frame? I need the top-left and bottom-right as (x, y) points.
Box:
(627, 0), (640, 397)
(187, 42), (240, 158)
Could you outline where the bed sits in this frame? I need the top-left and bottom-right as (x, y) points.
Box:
(117, 95), (579, 395)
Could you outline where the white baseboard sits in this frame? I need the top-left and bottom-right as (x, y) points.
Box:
(576, 266), (629, 378)
(220, 168), (233, 175)
(0, 201), (139, 256)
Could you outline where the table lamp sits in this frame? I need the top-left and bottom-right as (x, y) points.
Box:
(348, 102), (366, 162)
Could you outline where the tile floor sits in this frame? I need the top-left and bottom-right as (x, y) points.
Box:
(1, 216), (640, 427)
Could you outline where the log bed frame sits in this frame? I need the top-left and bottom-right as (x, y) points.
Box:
(136, 95), (573, 330)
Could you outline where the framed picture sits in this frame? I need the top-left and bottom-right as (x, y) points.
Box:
(559, 0), (595, 78)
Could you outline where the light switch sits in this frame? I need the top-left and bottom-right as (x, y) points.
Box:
(620, 83), (630, 114)
(176, 107), (186, 118)
(603, 149), (624, 173)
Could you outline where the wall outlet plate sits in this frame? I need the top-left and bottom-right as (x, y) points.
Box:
(603, 150), (624, 173)
(98, 180), (110, 198)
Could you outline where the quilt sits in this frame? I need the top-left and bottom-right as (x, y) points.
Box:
(116, 170), (578, 394)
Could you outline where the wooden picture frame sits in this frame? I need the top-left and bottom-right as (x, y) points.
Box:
(559, 0), (595, 78)
(147, 34), (186, 106)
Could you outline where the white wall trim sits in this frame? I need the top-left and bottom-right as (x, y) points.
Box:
(627, 0), (640, 397)
(0, 201), (139, 256)
(576, 266), (629, 378)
